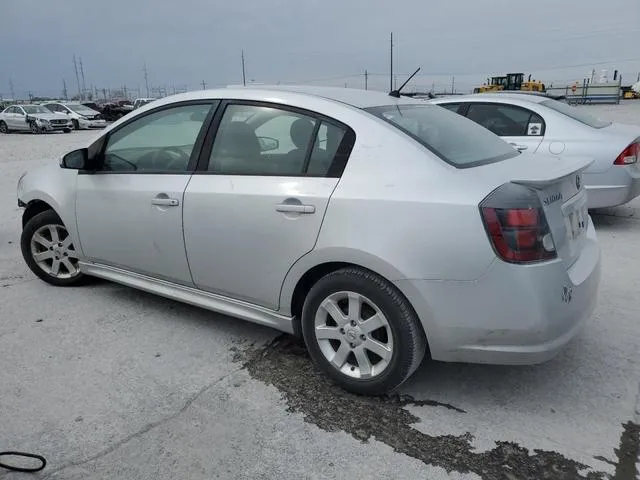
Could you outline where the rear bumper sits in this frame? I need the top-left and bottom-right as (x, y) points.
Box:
(395, 219), (601, 365)
(584, 164), (640, 208)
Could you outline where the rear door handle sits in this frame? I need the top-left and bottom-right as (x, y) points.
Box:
(509, 142), (528, 152)
(151, 197), (179, 207)
(275, 203), (315, 214)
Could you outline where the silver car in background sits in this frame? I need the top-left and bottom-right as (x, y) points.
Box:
(42, 102), (107, 130)
(0, 104), (73, 133)
(16, 87), (600, 394)
(430, 93), (640, 208)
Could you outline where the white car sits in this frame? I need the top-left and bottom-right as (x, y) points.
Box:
(0, 105), (73, 134)
(42, 102), (107, 130)
(132, 98), (156, 110)
(17, 86), (600, 394)
(430, 93), (640, 209)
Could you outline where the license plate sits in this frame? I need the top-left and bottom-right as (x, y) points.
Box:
(567, 205), (588, 240)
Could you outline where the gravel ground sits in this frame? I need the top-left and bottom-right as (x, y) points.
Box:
(0, 103), (639, 480)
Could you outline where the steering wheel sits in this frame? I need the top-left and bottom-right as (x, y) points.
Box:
(138, 146), (191, 171)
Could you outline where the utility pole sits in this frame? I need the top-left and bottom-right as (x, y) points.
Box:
(62, 79), (68, 100)
(241, 50), (246, 86)
(365, 70), (368, 90)
(9, 78), (15, 100)
(73, 55), (81, 100)
(390, 32), (393, 92)
(431, 80), (435, 93)
(79, 57), (87, 100)
(451, 76), (455, 94)
(201, 80), (207, 90)
(143, 64), (150, 97)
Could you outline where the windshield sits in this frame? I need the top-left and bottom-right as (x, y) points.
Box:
(366, 104), (519, 168)
(67, 104), (95, 113)
(540, 99), (611, 128)
(22, 105), (51, 114)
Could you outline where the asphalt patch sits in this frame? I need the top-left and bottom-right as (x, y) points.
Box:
(240, 334), (618, 480)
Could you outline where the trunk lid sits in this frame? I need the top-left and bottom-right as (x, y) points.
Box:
(471, 153), (593, 268)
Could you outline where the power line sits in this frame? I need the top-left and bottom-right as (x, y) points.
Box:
(73, 55), (81, 100)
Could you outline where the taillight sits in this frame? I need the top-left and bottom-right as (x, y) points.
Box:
(480, 183), (557, 264)
(614, 141), (639, 165)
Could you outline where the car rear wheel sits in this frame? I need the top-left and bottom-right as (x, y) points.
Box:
(21, 210), (86, 287)
(0, 121), (8, 133)
(301, 267), (427, 395)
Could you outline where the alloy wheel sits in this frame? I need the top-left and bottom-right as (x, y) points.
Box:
(30, 224), (80, 279)
(314, 291), (394, 379)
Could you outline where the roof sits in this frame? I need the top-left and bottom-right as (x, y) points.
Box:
(148, 85), (422, 110)
(432, 92), (551, 104)
(240, 85), (420, 108)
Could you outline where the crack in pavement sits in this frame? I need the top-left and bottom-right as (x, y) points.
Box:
(38, 365), (244, 479)
(240, 334), (621, 480)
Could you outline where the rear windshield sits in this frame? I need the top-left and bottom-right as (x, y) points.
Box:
(540, 99), (611, 128)
(365, 104), (519, 168)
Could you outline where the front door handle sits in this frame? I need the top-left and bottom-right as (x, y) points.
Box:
(275, 203), (315, 214)
(509, 142), (528, 152)
(151, 197), (179, 207)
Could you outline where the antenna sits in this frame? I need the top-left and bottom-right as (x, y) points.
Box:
(389, 67), (421, 98)
(241, 50), (246, 86)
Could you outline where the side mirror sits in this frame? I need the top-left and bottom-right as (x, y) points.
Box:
(61, 148), (89, 170)
(257, 136), (279, 152)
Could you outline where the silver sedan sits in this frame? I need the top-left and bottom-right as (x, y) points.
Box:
(430, 93), (640, 209)
(16, 86), (600, 394)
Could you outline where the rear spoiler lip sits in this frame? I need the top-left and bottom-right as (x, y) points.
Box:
(511, 157), (595, 188)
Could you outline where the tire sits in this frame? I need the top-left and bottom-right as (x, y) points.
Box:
(72, 119), (80, 130)
(21, 210), (86, 287)
(301, 267), (427, 395)
(0, 121), (8, 133)
(63, 128), (71, 133)
(29, 121), (41, 134)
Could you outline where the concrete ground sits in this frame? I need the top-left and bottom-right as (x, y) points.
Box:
(1, 103), (639, 480)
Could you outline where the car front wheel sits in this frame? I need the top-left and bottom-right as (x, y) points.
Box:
(21, 210), (86, 286)
(302, 267), (427, 395)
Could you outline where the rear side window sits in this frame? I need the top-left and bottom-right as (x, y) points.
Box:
(466, 103), (545, 137)
(208, 103), (353, 177)
(540, 99), (611, 128)
(438, 103), (464, 114)
(366, 104), (518, 168)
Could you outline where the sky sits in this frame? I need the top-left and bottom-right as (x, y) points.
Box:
(1, 0), (639, 99)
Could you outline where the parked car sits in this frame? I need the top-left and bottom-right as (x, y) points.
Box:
(0, 104), (73, 133)
(42, 102), (107, 130)
(132, 97), (156, 110)
(430, 93), (640, 209)
(100, 102), (134, 121)
(16, 86), (600, 395)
